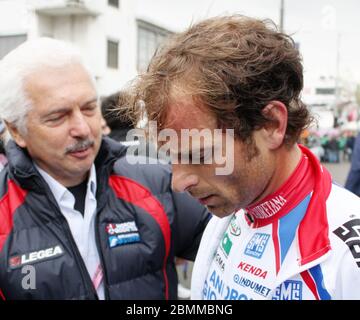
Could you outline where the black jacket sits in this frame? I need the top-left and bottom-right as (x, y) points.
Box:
(0, 137), (210, 300)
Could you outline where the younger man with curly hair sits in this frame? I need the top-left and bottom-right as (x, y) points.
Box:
(131, 15), (360, 300)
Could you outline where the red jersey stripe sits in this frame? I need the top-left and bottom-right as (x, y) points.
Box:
(300, 270), (320, 300)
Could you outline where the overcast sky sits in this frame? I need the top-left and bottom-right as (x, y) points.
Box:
(136, 0), (360, 86)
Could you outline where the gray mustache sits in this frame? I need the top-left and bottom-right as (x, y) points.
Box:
(65, 139), (94, 153)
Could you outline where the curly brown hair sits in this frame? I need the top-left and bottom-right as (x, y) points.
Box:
(128, 15), (312, 146)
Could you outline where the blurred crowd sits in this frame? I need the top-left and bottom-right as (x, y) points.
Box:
(300, 129), (357, 163)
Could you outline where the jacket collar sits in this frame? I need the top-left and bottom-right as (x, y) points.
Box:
(35, 163), (97, 205)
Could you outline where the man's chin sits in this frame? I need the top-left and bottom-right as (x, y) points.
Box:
(66, 162), (93, 178)
(206, 204), (234, 218)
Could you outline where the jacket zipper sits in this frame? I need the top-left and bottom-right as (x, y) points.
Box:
(95, 211), (110, 300)
(59, 213), (99, 299)
(93, 166), (115, 300)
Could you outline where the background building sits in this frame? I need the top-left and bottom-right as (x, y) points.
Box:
(1, 0), (359, 130)
(0, 0), (172, 96)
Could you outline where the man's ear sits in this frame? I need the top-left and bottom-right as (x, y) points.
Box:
(4, 121), (27, 148)
(260, 101), (288, 150)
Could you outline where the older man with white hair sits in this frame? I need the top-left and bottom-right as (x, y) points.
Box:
(0, 38), (210, 300)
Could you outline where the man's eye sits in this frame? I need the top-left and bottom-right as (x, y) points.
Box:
(47, 116), (63, 123)
(82, 105), (97, 114)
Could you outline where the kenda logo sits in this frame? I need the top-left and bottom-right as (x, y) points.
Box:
(9, 245), (64, 269)
(237, 261), (268, 279)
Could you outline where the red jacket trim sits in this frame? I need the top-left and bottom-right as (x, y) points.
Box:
(0, 180), (27, 253)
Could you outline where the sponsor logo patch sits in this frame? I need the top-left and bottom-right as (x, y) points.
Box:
(9, 245), (64, 269)
(229, 215), (241, 236)
(214, 252), (226, 272)
(237, 261), (268, 279)
(244, 233), (270, 259)
(106, 221), (138, 235)
(248, 195), (287, 219)
(108, 233), (141, 248)
(333, 218), (360, 268)
(233, 274), (271, 297)
(220, 233), (233, 257)
(106, 221), (141, 248)
(205, 269), (252, 300)
(272, 280), (303, 300)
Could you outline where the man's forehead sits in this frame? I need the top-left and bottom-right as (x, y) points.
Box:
(165, 97), (217, 131)
(26, 62), (87, 78)
(24, 63), (97, 110)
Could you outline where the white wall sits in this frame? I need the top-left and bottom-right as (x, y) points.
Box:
(96, 0), (138, 96)
(0, 0), (31, 35)
(0, 0), (139, 96)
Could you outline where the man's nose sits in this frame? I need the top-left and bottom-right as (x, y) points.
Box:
(171, 165), (199, 192)
(70, 110), (91, 138)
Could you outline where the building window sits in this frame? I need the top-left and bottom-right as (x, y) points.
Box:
(108, 0), (120, 8)
(107, 39), (119, 69)
(0, 34), (27, 59)
(137, 20), (172, 72)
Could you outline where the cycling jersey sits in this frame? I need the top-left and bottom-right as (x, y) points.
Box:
(191, 145), (360, 300)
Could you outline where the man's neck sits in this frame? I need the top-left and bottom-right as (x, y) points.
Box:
(252, 144), (302, 206)
(63, 174), (89, 188)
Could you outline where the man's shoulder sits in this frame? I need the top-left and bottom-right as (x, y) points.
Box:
(0, 166), (10, 199)
(327, 183), (360, 217)
(324, 184), (360, 292)
(327, 183), (360, 241)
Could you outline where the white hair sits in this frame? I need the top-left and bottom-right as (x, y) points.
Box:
(0, 37), (94, 134)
